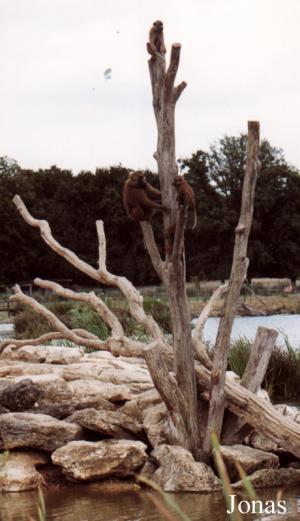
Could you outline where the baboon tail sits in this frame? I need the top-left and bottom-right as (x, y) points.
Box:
(192, 209), (197, 229)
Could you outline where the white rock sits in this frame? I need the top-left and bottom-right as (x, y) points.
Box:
(0, 412), (83, 451)
(52, 439), (147, 481)
(152, 444), (220, 492)
(220, 445), (279, 481)
(0, 451), (48, 492)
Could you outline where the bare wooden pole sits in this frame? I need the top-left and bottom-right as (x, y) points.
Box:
(222, 326), (278, 444)
(203, 121), (260, 458)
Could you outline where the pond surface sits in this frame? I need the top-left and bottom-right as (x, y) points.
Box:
(202, 314), (300, 347)
(1, 484), (300, 521)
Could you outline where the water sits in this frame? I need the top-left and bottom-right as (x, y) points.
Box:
(202, 314), (300, 347)
(1, 485), (300, 521)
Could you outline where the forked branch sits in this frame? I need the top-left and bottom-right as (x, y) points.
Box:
(13, 195), (164, 342)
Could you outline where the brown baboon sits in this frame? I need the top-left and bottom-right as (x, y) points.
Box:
(123, 171), (164, 222)
(147, 20), (166, 58)
(173, 175), (197, 229)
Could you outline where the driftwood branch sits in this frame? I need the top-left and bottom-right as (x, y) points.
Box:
(13, 195), (164, 342)
(96, 221), (107, 271)
(140, 222), (164, 280)
(0, 329), (97, 353)
(34, 278), (124, 337)
(9, 285), (145, 358)
(242, 326), (278, 392)
(147, 345), (300, 459)
(203, 121), (260, 457)
(171, 207), (186, 263)
(144, 343), (191, 449)
(193, 360), (300, 458)
(193, 283), (228, 344)
(164, 44), (182, 101)
(221, 326), (279, 444)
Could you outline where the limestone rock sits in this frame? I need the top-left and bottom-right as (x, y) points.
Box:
(233, 468), (300, 489)
(248, 432), (278, 452)
(69, 379), (132, 402)
(152, 444), (220, 492)
(138, 460), (157, 480)
(226, 371), (241, 384)
(52, 439), (147, 481)
(0, 451), (48, 492)
(121, 388), (162, 422)
(220, 445), (279, 481)
(274, 403), (299, 422)
(1, 345), (84, 364)
(256, 388), (271, 402)
(12, 373), (73, 404)
(143, 403), (168, 447)
(0, 413), (83, 451)
(0, 379), (40, 411)
(0, 361), (61, 377)
(62, 360), (152, 386)
(28, 396), (116, 419)
(66, 408), (142, 438)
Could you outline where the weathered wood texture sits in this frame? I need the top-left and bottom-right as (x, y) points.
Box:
(146, 40), (199, 455)
(194, 361), (300, 458)
(221, 326), (278, 444)
(203, 121), (260, 457)
(242, 326), (278, 392)
(12, 195), (163, 342)
(144, 343), (191, 449)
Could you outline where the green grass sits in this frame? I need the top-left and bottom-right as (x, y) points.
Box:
(12, 294), (172, 342)
(228, 335), (300, 400)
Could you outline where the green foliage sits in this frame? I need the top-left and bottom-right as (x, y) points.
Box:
(67, 304), (110, 339)
(14, 307), (50, 338)
(1, 135), (300, 287)
(227, 336), (300, 400)
(37, 488), (46, 521)
(227, 336), (251, 376)
(143, 297), (171, 333)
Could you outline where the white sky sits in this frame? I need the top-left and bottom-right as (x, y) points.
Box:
(1, 0), (300, 173)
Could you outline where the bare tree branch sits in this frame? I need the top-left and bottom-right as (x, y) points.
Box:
(171, 207), (187, 264)
(96, 221), (107, 271)
(9, 285), (145, 357)
(13, 195), (164, 342)
(173, 81), (187, 102)
(193, 283), (228, 343)
(34, 278), (124, 337)
(0, 329), (97, 353)
(203, 121), (260, 457)
(144, 342), (191, 449)
(140, 222), (164, 280)
(164, 44), (182, 101)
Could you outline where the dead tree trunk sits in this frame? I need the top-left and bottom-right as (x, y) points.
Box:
(222, 326), (278, 444)
(203, 121), (260, 458)
(143, 45), (200, 456)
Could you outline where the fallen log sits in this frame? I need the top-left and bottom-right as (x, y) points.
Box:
(195, 362), (300, 459)
(148, 343), (300, 459)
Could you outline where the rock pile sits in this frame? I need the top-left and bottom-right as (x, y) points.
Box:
(0, 344), (299, 492)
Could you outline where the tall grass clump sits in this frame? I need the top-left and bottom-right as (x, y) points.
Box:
(227, 336), (251, 377)
(227, 334), (300, 400)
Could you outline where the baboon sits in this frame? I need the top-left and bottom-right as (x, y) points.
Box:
(123, 171), (165, 222)
(147, 20), (166, 58)
(173, 175), (197, 229)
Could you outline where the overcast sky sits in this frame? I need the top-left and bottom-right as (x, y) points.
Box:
(1, 0), (299, 173)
